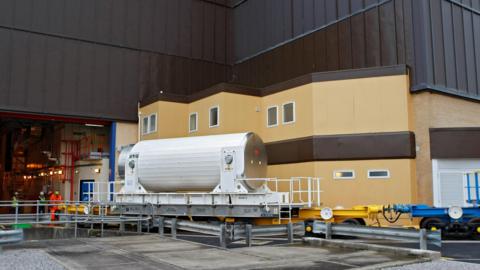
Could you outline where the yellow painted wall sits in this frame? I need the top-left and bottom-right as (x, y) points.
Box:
(413, 92), (480, 204)
(267, 159), (415, 208)
(139, 74), (412, 143)
(260, 84), (314, 142)
(137, 75), (417, 209)
(313, 75), (411, 135)
(188, 92), (262, 136)
(139, 101), (188, 140)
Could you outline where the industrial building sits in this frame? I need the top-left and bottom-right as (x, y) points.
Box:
(1, 0), (480, 212)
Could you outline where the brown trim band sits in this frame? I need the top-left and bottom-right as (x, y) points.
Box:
(266, 131), (416, 165)
(430, 128), (480, 159)
(141, 65), (408, 106)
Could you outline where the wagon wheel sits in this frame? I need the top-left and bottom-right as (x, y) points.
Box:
(468, 218), (480, 240)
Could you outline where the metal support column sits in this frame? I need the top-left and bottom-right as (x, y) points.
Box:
(119, 217), (125, 233)
(246, 224), (252, 247)
(171, 218), (177, 239)
(287, 222), (294, 243)
(325, 223), (332, 239)
(419, 229), (427, 250)
(74, 204), (78, 239)
(219, 224), (227, 249)
(158, 217), (164, 237)
(137, 215), (142, 233)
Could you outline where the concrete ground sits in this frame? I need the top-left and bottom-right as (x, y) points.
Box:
(355, 239), (480, 264)
(1, 234), (425, 270)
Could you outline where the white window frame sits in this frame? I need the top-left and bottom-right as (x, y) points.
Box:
(333, 170), (356, 180)
(141, 113), (157, 135)
(149, 113), (157, 133)
(367, 169), (391, 179)
(282, 101), (296, 125)
(142, 115), (149, 135)
(209, 105), (220, 128)
(266, 105), (279, 127)
(189, 112), (198, 133)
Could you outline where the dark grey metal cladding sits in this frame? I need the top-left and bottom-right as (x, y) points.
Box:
(0, 29), (140, 121)
(0, 0), (232, 121)
(231, 0), (414, 89)
(232, 0), (388, 62)
(232, 0), (480, 101)
(411, 0), (480, 99)
(0, 0), (231, 64)
(430, 127), (480, 159)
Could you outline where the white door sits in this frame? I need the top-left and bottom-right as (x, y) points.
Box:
(432, 159), (480, 207)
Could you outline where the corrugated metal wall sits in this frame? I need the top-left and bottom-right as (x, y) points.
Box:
(232, 0), (415, 88)
(416, 0), (480, 98)
(233, 0), (389, 62)
(0, 0), (232, 121)
(0, 0), (479, 121)
(231, 0), (480, 101)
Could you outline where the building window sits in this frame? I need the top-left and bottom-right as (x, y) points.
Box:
(209, 106), (219, 128)
(142, 116), (148, 135)
(282, 101), (295, 124)
(333, 170), (355, 180)
(189, 112), (198, 132)
(142, 113), (157, 135)
(267, 106), (278, 127)
(368, 169), (390, 179)
(149, 114), (157, 133)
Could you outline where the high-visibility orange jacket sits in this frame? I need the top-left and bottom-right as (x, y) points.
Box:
(49, 194), (63, 202)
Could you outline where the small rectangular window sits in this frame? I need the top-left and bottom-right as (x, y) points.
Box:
(142, 116), (148, 135)
(333, 170), (355, 179)
(368, 170), (390, 179)
(209, 106), (219, 128)
(189, 112), (198, 132)
(267, 106), (278, 127)
(149, 114), (157, 133)
(282, 102), (295, 124)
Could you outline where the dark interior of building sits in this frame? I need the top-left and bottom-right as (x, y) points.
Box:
(0, 116), (110, 211)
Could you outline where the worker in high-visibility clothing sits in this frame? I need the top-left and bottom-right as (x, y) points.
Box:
(38, 191), (47, 214)
(49, 191), (63, 221)
(11, 192), (19, 214)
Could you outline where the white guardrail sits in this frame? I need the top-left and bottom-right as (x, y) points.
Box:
(312, 221), (442, 250)
(0, 229), (23, 251)
(156, 217), (304, 248)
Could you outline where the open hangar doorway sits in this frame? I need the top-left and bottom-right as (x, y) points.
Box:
(0, 112), (112, 213)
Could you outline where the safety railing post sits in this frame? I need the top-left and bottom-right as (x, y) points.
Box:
(307, 177), (312, 208)
(158, 216), (164, 237)
(419, 229), (427, 250)
(137, 215), (142, 233)
(101, 211), (104, 238)
(287, 222), (294, 243)
(15, 204), (18, 225)
(325, 223), (332, 239)
(74, 203), (78, 239)
(36, 200), (39, 223)
(64, 201), (69, 228)
(219, 224), (227, 248)
(246, 224), (252, 247)
(89, 204), (93, 230)
(171, 218), (177, 239)
(147, 215), (151, 233)
(317, 178), (321, 207)
(120, 218), (125, 233)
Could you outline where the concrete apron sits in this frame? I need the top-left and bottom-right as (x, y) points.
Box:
(303, 237), (441, 269)
(22, 226), (142, 241)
